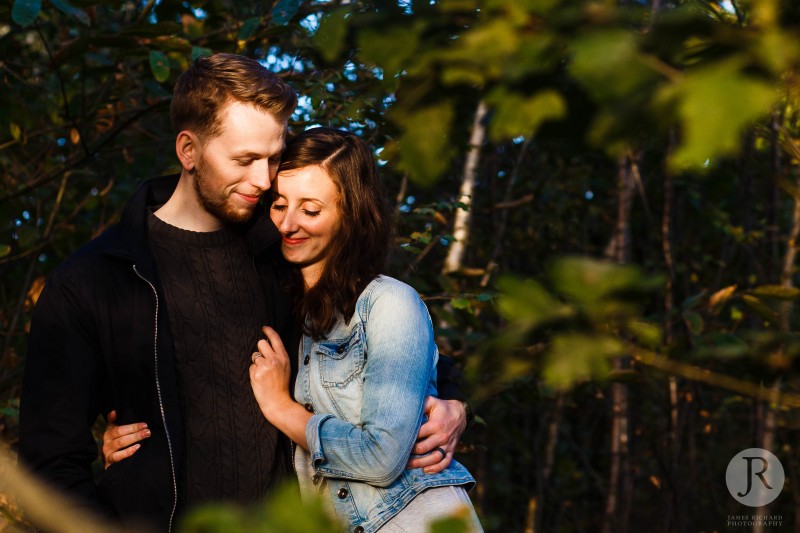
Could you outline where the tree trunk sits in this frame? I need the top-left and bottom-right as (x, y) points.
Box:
(602, 155), (636, 533)
(442, 100), (488, 275)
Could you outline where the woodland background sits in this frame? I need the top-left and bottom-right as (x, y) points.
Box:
(1, 0), (800, 531)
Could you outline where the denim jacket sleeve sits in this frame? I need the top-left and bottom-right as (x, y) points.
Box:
(305, 278), (436, 487)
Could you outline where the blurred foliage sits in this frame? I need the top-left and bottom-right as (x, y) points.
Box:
(3, 0), (800, 531)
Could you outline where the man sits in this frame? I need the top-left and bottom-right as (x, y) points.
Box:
(19, 54), (467, 531)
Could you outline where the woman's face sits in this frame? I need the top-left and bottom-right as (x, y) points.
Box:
(269, 165), (341, 284)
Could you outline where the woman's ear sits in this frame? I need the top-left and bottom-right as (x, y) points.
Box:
(175, 130), (199, 171)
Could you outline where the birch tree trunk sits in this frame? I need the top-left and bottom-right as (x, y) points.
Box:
(442, 100), (489, 274)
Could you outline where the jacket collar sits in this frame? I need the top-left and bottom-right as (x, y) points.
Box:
(104, 174), (282, 264)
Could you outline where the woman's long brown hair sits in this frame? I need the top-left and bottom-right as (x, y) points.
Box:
(276, 127), (392, 340)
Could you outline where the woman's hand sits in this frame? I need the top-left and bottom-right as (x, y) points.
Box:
(102, 410), (150, 469)
(249, 326), (293, 417)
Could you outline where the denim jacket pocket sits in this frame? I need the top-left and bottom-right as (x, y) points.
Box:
(317, 325), (366, 388)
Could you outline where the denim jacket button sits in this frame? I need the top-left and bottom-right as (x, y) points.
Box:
(312, 474), (322, 485)
(303, 354), (310, 365)
(304, 403), (314, 413)
(354, 527), (364, 533)
(336, 344), (345, 354)
(337, 488), (349, 499)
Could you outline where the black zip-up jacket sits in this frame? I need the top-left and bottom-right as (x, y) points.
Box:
(19, 175), (294, 531)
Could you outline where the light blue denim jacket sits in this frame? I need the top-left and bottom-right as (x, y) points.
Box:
(293, 276), (475, 533)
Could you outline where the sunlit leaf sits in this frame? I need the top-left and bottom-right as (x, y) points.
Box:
(626, 319), (662, 348)
(497, 276), (574, 328)
(357, 25), (420, 77)
(153, 36), (192, 52)
(272, 0), (301, 26)
(451, 298), (472, 310)
(543, 333), (623, 390)
(487, 88), (565, 141)
(709, 284), (737, 310)
(12, 0), (41, 27)
(0, 244), (11, 258)
(741, 295), (778, 324)
(149, 50), (170, 82)
(569, 29), (656, 103)
(391, 102), (455, 185)
(10, 123), (22, 141)
(549, 256), (662, 312)
(49, 0), (90, 26)
(749, 285), (800, 300)
(663, 58), (777, 170)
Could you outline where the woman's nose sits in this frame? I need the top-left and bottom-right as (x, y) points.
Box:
(280, 210), (298, 234)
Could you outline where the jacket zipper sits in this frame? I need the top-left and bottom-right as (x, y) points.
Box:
(133, 265), (178, 533)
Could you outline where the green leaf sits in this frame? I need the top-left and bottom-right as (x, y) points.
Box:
(391, 102), (456, 185)
(451, 298), (471, 310)
(0, 244), (11, 258)
(149, 50), (170, 83)
(695, 333), (749, 360)
(192, 46), (213, 62)
(750, 285), (800, 300)
(238, 17), (260, 41)
(569, 29), (656, 103)
(358, 25), (421, 77)
(497, 276), (574, 328)
(12, 0), (41, 27)
(662, 58), (777, 170)
(10, 123), (21, 141)
(314, 7), (350, 63)
(683, 311), (704, 335)
(487, 88), (565, 141)
(626, 319), (662, 348)
(549, 256), (661, 313)
(742, 295), (778, 324)
(272, 0), (301, 26)
(543, 333), (623, 390)
(49, 0), (90, 26)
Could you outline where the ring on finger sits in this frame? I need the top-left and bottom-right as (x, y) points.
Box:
(434, 447), (447, 461)
(252, 353), (264, 364)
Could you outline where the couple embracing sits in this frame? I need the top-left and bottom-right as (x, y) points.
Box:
(19, 53), (481, 532)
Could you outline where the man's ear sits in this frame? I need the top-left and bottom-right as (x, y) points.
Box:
(176, 130), (200, 171)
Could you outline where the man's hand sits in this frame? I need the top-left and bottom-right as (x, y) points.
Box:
(406, 397), (467, 474)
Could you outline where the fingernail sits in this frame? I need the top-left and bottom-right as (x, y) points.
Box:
(144, 430), (151, 437)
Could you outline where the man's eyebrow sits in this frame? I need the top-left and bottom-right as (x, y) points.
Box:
(231, 150), (278, 158)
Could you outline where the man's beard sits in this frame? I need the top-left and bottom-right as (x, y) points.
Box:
(193, 160), (258, 225)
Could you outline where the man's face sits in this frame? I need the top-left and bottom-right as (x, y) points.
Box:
(192, 101), (286, 225)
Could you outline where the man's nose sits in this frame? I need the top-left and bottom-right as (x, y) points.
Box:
(249, 159), (271, 191)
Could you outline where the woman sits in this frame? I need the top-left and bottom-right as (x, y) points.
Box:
(104, 127), (481, 532)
